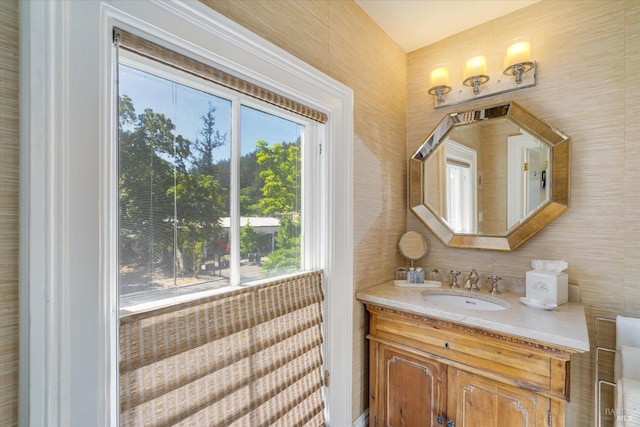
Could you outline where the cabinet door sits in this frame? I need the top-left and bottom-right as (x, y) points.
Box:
(375, 344), (447, 427)
(447, 368), (550, 427)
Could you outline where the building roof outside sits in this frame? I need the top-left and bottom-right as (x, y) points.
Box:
(219, 217), (280, 229)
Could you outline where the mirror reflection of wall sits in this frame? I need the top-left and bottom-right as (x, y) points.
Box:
(480, 119), (508, 235)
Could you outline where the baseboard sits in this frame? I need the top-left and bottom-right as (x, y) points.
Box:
(352, 408), (369, 427)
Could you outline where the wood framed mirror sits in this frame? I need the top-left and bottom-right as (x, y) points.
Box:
(409, 101), (570, 251)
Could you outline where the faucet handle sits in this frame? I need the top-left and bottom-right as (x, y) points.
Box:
(488, 274), (502, 295)
(448, 270), (461, 288)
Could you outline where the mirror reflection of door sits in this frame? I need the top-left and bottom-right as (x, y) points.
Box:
(444, 140), (477, 233)
(507, 132), (550, 229)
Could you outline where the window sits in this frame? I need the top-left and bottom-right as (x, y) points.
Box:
(118, 52), (315, 313)
(24, 2), (353, 424)
(116, 45), (328, 427)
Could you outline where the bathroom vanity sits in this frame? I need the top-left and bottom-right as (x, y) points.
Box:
(357, 283), (589, 427)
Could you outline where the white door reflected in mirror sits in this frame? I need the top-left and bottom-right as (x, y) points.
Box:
(444, 140), (477, 233)
(507, 133), (550, 229)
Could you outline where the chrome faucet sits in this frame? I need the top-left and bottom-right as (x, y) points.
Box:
(464, 269), (480, 292)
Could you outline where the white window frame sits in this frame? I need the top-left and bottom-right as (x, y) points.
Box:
(117, 51), (320, 300)
(20, 1), (353, 425)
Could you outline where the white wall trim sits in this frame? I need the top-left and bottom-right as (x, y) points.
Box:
(20, 0), (353, 425)
(20, 1), (70, 425)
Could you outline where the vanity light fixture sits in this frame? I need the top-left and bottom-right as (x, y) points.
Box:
(427, 67), (452, 104)
(428, 41), (537, 109)
(503, 42), (534, 84)
(463, 56), (490, 95)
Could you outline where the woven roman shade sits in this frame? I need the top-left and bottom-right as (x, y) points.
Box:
(113, 28), (328, 124)
(119, 270), (326, 426)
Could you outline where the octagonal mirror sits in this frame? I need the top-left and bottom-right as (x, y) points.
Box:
(409, 101), (570, 251)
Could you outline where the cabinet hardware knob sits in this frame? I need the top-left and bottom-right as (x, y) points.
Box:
(444, 342), (450, 349)
(437, 415), (445, 424)
(446, 420), (455, 427)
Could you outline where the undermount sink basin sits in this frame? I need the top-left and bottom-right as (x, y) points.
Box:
(421, 290), (510, 311)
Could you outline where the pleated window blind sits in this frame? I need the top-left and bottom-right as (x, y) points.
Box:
(113, 28), (327, 124)
(119, 270), (326, 426)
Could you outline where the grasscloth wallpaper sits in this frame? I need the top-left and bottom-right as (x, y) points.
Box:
(408, 1), (639, 425)
(0, 0), (19, 426)
(1, 1), (638, 426)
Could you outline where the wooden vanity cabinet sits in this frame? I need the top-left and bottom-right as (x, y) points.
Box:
(447, 368), (550, 427)
(365, 304), (579, 427)
(373, 343), (447, 426)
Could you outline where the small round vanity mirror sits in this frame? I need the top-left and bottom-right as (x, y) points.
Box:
(398, 231), (428, 266)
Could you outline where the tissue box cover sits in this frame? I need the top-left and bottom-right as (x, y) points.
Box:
(526, 270), (568, 305)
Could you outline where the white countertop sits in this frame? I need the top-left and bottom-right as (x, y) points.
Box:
(356, 282), (590, 352)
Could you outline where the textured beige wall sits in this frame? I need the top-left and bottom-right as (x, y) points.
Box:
(6, 1), (636, 425)
(199, 0), (408, 420)
(408, 1), (639, 425)
(0, 1), (19, 426)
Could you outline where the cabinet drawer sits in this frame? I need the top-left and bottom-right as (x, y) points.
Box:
(367, 304), (571, 400)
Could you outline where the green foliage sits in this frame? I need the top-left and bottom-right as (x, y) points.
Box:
(261, 215), (300, 275)
(255, 140), (301, 215)
(213, 150), (267, 215)
(253, 140), (302, 275)
(119, 95), (227, 278)
(260, 246), (300, 275)
(119, 92), (303, 284)
(119, 95), (136, 129)
(275, 214), (300, 249)
(118, 99), (180, 273)
(191, 102), (227, 176)
(240, 221), (261, 255)
(171, 172), (226, 277)
(185, 241), (204, 279)
(240, 150), (265, 216)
